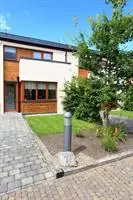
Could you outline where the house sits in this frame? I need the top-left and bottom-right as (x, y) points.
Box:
(0, 32), (89, 114)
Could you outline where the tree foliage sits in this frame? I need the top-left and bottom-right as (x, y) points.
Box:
(62, 77), (102, 122)
(63, 0), (133, 123)
(75, 0), (133, 112)
(123, 85), (133, 111)
(105, 0), (127, 8)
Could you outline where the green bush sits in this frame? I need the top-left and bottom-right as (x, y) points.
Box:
(98, 124), (126, 152)
(62, 77), (102, 122)
(102, 133), (117, 152)
(97, 124), (126, 140)
(123, 85), (133, 111)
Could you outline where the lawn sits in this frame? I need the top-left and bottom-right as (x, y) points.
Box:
(25, 114), (97, 137)
(110, 110), (133, 119)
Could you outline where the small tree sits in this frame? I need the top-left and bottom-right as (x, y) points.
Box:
(75, 0), (133, 124)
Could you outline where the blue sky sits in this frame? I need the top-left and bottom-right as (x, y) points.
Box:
(0, 0), (132, 49)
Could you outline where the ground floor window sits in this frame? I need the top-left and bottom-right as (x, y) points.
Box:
(25, 82), (36, 100)
(24, 81), (57, 101)
(48, 83), (56, 99)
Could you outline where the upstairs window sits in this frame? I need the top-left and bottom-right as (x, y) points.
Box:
(48, 83), (56, 99)
(4, 47), (16, 60)
(33, 51), (42, 59)
(43, 52), (53, 60)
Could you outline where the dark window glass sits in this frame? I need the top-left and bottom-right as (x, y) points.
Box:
(33, 52), (42, 59)
(48, 83), (56, 99)
(4, 47), (16, 60)
(24, 82), (36, 100)
(38, 83), (46, 99)
(43, 52), (53, 60)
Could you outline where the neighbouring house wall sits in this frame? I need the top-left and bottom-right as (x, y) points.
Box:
(0, 42), (4, 113)
(79, 68), (89, 78)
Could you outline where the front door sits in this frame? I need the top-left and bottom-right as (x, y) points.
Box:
(5, 82), (16, 111)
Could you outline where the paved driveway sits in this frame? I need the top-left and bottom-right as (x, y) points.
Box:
(1, 156), (133, 200)
(0, 113), (55, 194)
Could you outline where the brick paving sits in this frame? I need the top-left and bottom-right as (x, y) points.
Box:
(0, 113), (55, 194)
(0, 157), (133, 199)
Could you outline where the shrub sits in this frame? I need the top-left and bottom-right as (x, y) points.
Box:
(98, 124), (126, 152)
(123, 85), (133, 111)
(62, 77), (102, 122)
(112, 124), (127, 142)
(102, 133), (117, 152)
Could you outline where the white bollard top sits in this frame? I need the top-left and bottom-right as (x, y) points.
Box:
(64, 112), (72, 118)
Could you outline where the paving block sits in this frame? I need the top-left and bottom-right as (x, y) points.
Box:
(21, 177), (33, 186)
(33, 174), (45, 183)
(8, 180), (21, 191)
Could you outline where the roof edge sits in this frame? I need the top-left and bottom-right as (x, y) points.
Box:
(0, 32), (77, 51)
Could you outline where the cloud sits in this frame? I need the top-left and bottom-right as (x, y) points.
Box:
(0, 14), (11, 32)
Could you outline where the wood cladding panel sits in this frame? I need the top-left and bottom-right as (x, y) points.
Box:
(4, 48), (33, 81)
(17, 48), (33, 61)
(4, 61), (19, 81)
(79, 68), (88, 78)
(21, 102), (57, 113)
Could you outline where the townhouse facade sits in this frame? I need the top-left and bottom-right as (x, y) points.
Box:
(0, 32), (88, 114)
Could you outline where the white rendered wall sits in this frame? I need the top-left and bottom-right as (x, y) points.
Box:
(0, 42), (4, 113)
(19, 57), (78, 113)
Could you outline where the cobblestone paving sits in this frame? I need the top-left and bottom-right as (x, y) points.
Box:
(0, 113), (55, 194)
(0, 157), (133, 200)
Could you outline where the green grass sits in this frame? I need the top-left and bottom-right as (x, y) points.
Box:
(110, 110), (133, 119)
(25, 114), (97, 137)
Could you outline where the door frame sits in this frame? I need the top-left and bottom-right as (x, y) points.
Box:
(4, 81), (18, 112)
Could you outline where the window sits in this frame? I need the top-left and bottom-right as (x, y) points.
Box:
(24, 82), (57, 101)
(48, 83), (56, 99)
(43, 52), (53, 60)
(4, 47), (16, 60)
(33, 52), (42, 59)
(24, 82), (36, 100)
(38, 83), (46, 99)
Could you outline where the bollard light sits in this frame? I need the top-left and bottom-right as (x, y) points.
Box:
(64, 112), (72, 152)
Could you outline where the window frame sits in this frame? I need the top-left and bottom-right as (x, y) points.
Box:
(37, 82), (46, 100)
(33, 51), (42, 60)
(32, 51), (53, 61)
(4, 46), (17, 60)
(24, 82), (36, 101)
(43, 51), (53, 61)
(48, 82), (57, 100)
(23, 81), (57, 102)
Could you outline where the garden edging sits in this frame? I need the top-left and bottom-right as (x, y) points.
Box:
(62, 149), (133, 177)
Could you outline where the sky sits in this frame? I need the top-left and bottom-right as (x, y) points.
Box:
(0, 0), (132, 50)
